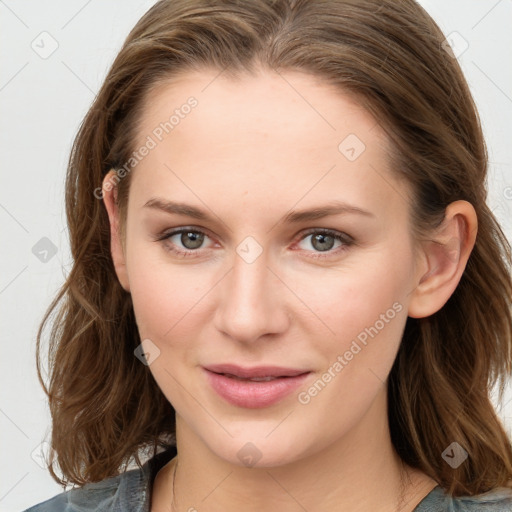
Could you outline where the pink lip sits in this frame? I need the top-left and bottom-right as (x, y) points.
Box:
(203, 364), (311, 409)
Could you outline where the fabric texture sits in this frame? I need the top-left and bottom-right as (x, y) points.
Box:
(24, 446), (512, 511)
(23, 447), (176, 512)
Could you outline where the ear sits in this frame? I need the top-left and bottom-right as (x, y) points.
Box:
(408, 200), (477, 318)
(102, 170), (130, 292)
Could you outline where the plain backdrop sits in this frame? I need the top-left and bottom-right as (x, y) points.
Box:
(1, 1), (511, 510)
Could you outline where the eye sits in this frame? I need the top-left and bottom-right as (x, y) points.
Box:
(155, 227), (215, 257)
(172, 230), (205, 250)
(296, 228), (353, 257)
(155, 226), (353, 259)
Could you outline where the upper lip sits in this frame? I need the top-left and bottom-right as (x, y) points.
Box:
(204, 364), (310, 379)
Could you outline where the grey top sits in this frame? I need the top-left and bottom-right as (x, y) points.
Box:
(24, 446), (512, 511)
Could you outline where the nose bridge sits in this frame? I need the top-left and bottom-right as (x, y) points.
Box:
(231, 254), (267, 306)
(214, 245), (288, 342)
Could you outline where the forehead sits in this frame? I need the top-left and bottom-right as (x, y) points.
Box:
(129, 68), (410, 222)
(137, 68), (383, 156)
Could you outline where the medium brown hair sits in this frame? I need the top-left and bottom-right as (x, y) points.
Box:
(37, 0), (512, 496)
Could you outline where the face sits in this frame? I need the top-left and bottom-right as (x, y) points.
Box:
(111, 68), (424, 467)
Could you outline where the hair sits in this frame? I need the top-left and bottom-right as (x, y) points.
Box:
(36, 0), (512, 496)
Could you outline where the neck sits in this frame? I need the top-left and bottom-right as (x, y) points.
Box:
(153, 388), (438, 512)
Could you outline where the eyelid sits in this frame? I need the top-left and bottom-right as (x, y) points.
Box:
(296, 227), (354, 243)
(154, 226), (218, 256)
(291, 227), (354, 258)
(156, 225), (215, 241)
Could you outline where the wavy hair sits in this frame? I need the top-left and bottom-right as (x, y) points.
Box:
(36, 0), (512, 496)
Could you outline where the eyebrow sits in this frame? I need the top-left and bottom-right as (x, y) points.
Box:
(143, 198), (375, 223)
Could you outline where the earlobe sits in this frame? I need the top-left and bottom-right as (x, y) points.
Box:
(102, 170), (130, 292)
(408, 200), (477, 319)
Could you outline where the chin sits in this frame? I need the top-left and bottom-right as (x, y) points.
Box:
(196, 420), (312, 469)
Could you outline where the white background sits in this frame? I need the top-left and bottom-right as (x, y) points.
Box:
(1, 1), (511, 510)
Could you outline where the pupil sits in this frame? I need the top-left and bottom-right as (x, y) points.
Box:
(312, 233), (334, 252)
(181, 232), (204, 249)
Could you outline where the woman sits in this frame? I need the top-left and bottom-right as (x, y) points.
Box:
(26, 0), (512, 511)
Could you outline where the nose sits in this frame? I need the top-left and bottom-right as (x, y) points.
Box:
(213, 248), (290, 344)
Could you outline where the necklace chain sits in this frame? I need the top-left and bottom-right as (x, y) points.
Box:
(170, 457), (178, 512)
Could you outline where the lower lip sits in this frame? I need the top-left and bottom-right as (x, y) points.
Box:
(204, 369), (310, 409)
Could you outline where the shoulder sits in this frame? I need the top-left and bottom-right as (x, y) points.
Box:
(23, 446), (177, 512)
(415, 485), (512, 511)
(22, 467), (147, 512)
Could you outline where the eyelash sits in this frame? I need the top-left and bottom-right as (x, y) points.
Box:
(154, 227), (354, 260)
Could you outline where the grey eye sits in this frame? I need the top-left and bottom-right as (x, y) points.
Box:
(310, 233), (337, 251)
(178, 231), (205, 249)
(297, 232), (343, 252)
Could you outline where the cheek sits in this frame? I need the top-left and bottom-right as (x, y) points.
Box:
(126, 245), (210, 340)
(291, 252), (410, 338)
(286, 246), (413, 399)
(126, 253), (211, 404)
(291, 260), (409, 435)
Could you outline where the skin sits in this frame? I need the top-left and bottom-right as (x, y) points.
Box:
(103, 68), (477, 512)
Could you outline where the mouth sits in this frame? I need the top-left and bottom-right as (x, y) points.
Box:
(203, 363), (310, 380)
(203, 364), (312, 408)
(219, 374), (289, 382)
